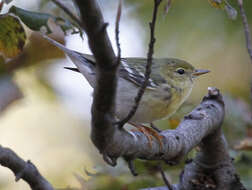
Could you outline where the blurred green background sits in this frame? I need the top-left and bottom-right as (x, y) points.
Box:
(0, 0), (252, 189)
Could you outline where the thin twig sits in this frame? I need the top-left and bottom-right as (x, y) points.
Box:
(118, 0), (162, 127)
(237, 0), (252, 63)
(51, 0), (83, 28)
(127, 159), (138, 176)
(158, 164), (173, 190)
(115, 0), (122, 66)
(237, 0), (252, 110)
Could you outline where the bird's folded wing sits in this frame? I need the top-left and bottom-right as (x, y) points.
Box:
(119, 58), (161, 90)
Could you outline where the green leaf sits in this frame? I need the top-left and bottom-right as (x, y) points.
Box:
(208, 0), (237, 20)
(0, 14), (26, 58)
(0, 55), (7, 75)
(0, 55), (5, 65)
(9, 5), (82, 36)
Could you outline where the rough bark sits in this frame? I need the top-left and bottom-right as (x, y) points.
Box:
(74, 0), (118, 155)
(0, 146), (54, 190)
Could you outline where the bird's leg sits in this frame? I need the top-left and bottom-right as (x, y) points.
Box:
(129, 122), (153, 148)
(129, 122), (163, 150)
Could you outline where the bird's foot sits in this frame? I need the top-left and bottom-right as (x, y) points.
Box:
(129, 122), (163, 150)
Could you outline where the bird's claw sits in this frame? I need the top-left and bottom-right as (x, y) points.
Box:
(129, 122), (163, 150)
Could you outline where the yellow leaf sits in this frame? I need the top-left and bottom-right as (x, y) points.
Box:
(168, 118), (180, 129)
(208, 0), (225, 9)
(235, 138), (252, 151)
(0, 14), (26, 58)
(208, 0), (237, 19)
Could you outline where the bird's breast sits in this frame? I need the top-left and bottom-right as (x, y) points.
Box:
(115, 78), (193, 124)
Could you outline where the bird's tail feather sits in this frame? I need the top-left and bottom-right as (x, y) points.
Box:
(43, 35), (96, 87)
(42, 35), (76, 56)
(64, 67), (80, 73)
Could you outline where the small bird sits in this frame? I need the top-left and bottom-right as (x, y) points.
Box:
(44, 36), (209, 144)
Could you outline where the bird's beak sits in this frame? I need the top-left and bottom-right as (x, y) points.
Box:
(192, 69), (210, 77)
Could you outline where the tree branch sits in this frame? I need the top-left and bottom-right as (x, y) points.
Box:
(0, 145), (54, 190)
(115, 0), (122, 67)
(237, 0), (252, 63)
(237, 0), (252, 124)
(144, 89), (245, 190)
(73, 0), (118, 157)
(51, 0), (83, 28)
(159, 164), (173, 190)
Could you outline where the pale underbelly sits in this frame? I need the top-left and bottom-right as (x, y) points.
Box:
(115, 92), (184, 124)
(114, 78), (192, 124)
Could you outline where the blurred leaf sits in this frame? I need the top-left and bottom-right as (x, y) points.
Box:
(0, 75), (23, 113)
(222, 95), (250, 142)
(247, 127), (252, 137)
(0, 14), (26, 58)
(225, 95), (252, 125)
(235, 138), (252, 151)
(208, 0), (225, 9)
(74, 173), (87, 190)
(164, 0), (172, 14)
(84, 168), (97, 177)
(0, 2), (3, 12)
(9, 6), (82, 36)
(208, 0), (237, 20)
(0, 55), (4, 64)
(0, 0), (13, 11)
(0, 55), (7, 75)
(168, 118), (180, 129)
(3, 0), (13, 4)
(87, 174), (163, 190)
(56, 174), (87, 190)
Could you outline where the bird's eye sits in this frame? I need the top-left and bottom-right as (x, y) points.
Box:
(176, 68), (185, 75)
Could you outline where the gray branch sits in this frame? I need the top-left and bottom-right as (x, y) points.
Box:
(74, 0), (118, 154)
(141, 89), (246, 190)
(0, 145), (54, 190)
(237, 0), (252, 63)
(51, 0), (83, 28)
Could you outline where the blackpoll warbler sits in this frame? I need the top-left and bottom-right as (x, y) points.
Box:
(44, 36), (209, 127)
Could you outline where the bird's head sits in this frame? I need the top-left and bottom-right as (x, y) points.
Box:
(159, 58), (209, 89)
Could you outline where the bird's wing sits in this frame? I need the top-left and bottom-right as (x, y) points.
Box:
(63, 56), (164, 90)
(43, 35), (98, 87)
(119, 58), (162, 90)
(43, 35), (95, 70)
(44, 35), (163, 90)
